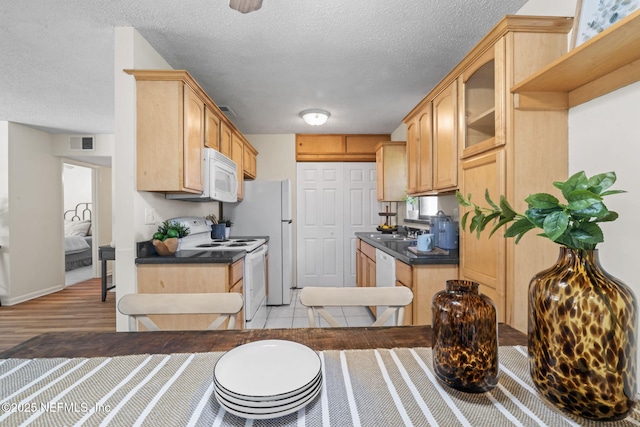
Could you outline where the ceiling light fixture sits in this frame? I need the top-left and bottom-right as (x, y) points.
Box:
(300, 109), (331, 126)
(229, 0), (262, 14)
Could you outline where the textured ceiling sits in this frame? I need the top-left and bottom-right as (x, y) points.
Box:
(0, 0), (528, 137)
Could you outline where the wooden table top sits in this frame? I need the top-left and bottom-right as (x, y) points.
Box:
(0, 324), (527, 358)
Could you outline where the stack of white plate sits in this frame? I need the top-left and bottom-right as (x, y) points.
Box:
(213, 340), (322, 419)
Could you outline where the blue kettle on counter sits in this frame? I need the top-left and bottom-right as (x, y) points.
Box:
(431, 210), (459, 250)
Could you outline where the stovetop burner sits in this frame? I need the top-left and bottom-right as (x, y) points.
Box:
(168, 217), (266, 253)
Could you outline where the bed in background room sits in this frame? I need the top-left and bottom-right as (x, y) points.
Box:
(64, 202), (93, 271)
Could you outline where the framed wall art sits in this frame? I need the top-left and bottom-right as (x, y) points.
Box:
(571, 0), (640, 48)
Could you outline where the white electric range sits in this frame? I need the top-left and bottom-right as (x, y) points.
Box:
(171, 217), (268, 329)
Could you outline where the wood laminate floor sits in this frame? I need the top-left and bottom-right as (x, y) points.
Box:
(0, 278), (116, 352)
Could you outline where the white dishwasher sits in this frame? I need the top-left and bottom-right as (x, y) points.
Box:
(375, 249), (396, 326)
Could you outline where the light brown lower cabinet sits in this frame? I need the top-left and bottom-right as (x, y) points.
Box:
(136, 260), (244, 330)
(355, 239), (458, 325)
(395, 259), (458, 326)
(356, 240), (377, 316)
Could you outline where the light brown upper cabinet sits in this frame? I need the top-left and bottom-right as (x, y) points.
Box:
(128, 71), (205, 194)
(432, 81), (458, 191)
(243, 141), (258, 179)
(405, 105), (433, 195)
(205, 107), (221, 151)
(125, 69), (257, 198)
(460, 44), (505, 158)
(296, 134), (390, 162)
(219, 121), (232, 158)
(405, 120), (419, 194)
(405, 86), (456, 196)
(375, 141), (406, 202)
(231, 132), (244, 201)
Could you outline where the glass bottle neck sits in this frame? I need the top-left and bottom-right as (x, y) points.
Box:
(446, 279), (480, 294)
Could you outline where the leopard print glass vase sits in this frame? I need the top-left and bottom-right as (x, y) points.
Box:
(432, 280), (498, 393)
(529, 247), (637, 421)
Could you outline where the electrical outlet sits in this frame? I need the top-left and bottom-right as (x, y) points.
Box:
(144, 208), (156, 225)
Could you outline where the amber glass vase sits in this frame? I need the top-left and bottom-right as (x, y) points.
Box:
(432, 280), (498, 392)
(529, 247), (637, 421)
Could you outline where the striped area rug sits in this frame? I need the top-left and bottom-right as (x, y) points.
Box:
(1, 346), (639, 426)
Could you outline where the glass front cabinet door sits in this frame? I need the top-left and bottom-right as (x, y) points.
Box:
(460, 40), (505, 158)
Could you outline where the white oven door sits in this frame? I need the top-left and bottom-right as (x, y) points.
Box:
(243, 244), (268, 329)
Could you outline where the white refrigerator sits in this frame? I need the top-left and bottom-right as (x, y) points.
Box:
(225, 180), (293, 305)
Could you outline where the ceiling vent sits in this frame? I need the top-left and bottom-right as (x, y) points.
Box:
(69, 136), (95, 151)
(219, 106), (237, 118)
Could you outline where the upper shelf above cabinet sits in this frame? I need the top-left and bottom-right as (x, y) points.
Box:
(512, 9), (640, 109)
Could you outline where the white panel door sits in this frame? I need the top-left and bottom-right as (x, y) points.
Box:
(297, 163), (344, 286)
(343, 163), (380, 286)
(296, 162), (379, 287)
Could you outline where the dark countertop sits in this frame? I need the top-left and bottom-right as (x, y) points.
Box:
(356, 232), (459, 265)
(135, 236), (268, 265)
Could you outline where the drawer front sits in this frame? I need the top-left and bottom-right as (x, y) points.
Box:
(230, 259), (244, 288)
(361, 241), (376, 260)
(395, 260), (412, 287)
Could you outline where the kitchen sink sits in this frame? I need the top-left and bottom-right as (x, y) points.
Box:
(367, 233), (416, 242)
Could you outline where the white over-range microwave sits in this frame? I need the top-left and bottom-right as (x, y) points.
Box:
(166, 148), (238, 203)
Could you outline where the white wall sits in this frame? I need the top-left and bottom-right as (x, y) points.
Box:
(244, 134), (296, 182)
(0, 123), (65, 304)
(0, 122), (9, 301)
(517, 0), (576, 17)
(52, 133), (114, 161)
(390, 124), (406, 142)
(568, 82), (640, 305)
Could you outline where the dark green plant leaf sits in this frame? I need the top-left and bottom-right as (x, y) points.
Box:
(525, 193), (559, 209)
(542, 211), (570, 241)
(485, 189), (499, 210)
(587, 172), (616, 194)
(561, 171), (588, 199)
(489, 216), (513, 238)
(499, 196), (517, 220)
(595, 211), (619, 222)
(504, 218), (535, 238)
(456, 190), (472, 207)
(570, 222), (604, 244)
(554, 232), (580, 249)
(567, 190), (602, 211)
(572, 202), (610, 219)
(600, 189), (626, 197)
(470, 213), (485, 233)
(524, 207), (563, 228)
(460, 211), (470, 230)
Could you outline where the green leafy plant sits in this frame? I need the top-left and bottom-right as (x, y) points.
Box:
(153, 220), (190, 241)
(456, 171), (625, 251)
(403, 194), (418, 209)
(219, 217), (233, 227)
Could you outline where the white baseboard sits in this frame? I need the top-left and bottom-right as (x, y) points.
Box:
(1, 285), (64, 306)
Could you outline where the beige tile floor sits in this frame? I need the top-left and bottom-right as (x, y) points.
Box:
(265, 288), (376, 329)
